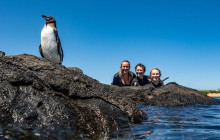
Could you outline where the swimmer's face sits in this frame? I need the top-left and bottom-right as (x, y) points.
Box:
(150, 69), (160, 82)
(136, 66), (144, 78)
(120, 62), (130, 74)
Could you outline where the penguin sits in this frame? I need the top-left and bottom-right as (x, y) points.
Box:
(39, 15), (63, 64)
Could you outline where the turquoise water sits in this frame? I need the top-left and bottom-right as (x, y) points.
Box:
(110, 104), (220, 139)
(213, 97), (220, 100)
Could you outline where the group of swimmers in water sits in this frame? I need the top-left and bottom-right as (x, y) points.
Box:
(112, 60), (165, 88)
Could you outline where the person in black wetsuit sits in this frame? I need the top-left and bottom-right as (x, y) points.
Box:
(112, 60), (136, 87)
(149, 68), (164, 88)
(131, 63), (151, 86)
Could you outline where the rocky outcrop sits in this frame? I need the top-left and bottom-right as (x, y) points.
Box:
(0, 54), (219, 139)
(144, 83), (220, 106)
(0, 54), (144, 139)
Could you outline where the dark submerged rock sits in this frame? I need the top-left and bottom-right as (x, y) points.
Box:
(0, 54), (219, 139)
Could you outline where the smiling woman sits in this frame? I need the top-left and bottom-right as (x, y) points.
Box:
(131, 63), (151, 86)
(150, 68), (164, 88)
(112, 60), (136, 87)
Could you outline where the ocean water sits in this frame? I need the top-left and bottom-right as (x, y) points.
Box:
(110, 103), (220, 140)
(1, 98), (219, 139)
(214, 97), (220, 100)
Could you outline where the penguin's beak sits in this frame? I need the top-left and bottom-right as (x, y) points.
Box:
(41, 15), (56, 23)
(42, 15), (48, 20)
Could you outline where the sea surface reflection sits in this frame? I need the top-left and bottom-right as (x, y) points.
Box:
(1, 101), (220, 139)
(110, 104), (220, 140)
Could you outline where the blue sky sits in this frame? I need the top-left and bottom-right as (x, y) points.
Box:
(1, 0), (220, 90)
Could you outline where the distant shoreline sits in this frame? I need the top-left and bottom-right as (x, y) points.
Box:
(207, 93), (220, 97)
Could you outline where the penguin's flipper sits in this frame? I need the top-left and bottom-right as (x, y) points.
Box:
(58, 43), (64, 63)
(57, 36), (63, 62)
(54, 31), (63, 63)
(39, 44), (44, 58)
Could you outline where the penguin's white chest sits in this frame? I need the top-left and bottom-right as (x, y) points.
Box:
(41, 26), (60, 63)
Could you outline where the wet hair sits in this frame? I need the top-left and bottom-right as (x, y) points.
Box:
(120, 60), (130, 67)
(150, 68), (162, 76)
(135, 63), (146, 73)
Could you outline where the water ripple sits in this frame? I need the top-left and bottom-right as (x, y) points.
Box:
(110, 104), (220, 140)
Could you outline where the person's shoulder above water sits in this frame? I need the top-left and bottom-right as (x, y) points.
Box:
(113, 72), (120, 78)
(130, 71), (136, 78)
(112, 72), (121, 86)
(151, 79), (164, 88)
(143, 75), (151, 81)
(131, 75), (151, 86)
(131, 76), (139, 86)
(143, 75), (151, 84)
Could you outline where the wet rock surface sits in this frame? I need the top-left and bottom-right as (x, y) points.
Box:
(0, 54), (219, 139)
(0, 54), (144, 139)
(144, 83), (220, 106)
